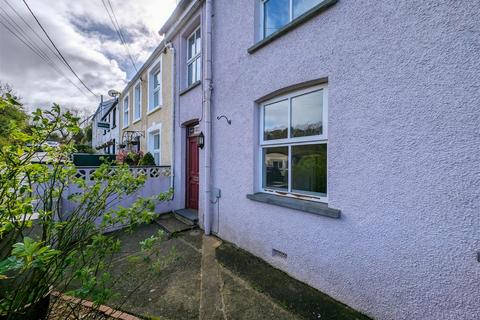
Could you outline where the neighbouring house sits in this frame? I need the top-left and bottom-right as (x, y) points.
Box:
(118, 43), (173, 166)
(159, 1), (480, 319)
(91, 97), (119, 154)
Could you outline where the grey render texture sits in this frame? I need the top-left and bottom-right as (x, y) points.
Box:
(162, 1), (480, 319)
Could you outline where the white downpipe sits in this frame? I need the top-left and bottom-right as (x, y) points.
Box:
(167, 43), (176, 191)
(203, 0), (213, 235)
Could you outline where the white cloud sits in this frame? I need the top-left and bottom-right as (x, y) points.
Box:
(0, 0), (177, 115)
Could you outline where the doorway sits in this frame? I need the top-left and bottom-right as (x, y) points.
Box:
(186, 124), (199, 210)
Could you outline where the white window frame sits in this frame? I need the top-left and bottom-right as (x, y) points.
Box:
(133, 80), (142, 123)
(260, 0), (325, 39)
(148, 57), (162, 113)
(147, 123), (162, 166)
(259, 84), (328, 203)
(186, 26), (201, 87)
(111, 107), (117, 128)
(123, 94), (129, 128)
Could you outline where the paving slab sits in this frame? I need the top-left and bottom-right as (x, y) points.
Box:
(220, 268), (300, 320)
(107, 230), (202, 320)
(99, 224), (367, 320)
(199, 236), (225, 320)
(216, 242), (371, 320)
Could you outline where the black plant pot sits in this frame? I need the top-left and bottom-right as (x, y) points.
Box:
(0, 295), (50, 320)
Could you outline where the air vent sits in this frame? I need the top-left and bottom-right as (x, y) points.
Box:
(272, 248), (287, 260)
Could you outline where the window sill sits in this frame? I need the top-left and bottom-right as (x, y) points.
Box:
(180, 80), (201, 96)
(132, 118), (141, 125)
(248, 0), (337, 54)
(147, 106), (162, 115)
(246, 192), (340, 219)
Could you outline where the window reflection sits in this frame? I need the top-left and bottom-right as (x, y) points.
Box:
(291, 144), (327, 196)
(263, 147), (288, 190)
(264, 99), (288, 140)
(291, 89), (323, 138)
(293, 0), (323, 17)
(188, 36), (195, 59)
(264, 0), (290, 37)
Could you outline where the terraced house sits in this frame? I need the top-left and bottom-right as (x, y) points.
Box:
(119, 43), (173, 166)
(158, 0), (480, 319)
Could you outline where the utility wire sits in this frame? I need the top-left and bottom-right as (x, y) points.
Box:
(3, 0), (65, 66)
(0, 0), (92, 99)
(0, 18), (91, 99)
(0, 7), (51, 63)
(22, 0), (98, 97)
(101, 0), (138, 72)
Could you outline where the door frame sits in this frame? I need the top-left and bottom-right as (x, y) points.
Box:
(185, 122), (200, 210)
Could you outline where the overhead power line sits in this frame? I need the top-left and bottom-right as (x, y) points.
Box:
(101, 0), (138, 72)
(0, 17), (91, 99)
(3, 0), (64, 65)
(0, 0), (91, 98)
(22, 0), (98, 98)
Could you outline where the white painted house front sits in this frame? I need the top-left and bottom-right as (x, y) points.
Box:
(91, 97), (120, 154)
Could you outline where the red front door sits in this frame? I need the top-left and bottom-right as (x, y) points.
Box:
(186, 125), (199, 210)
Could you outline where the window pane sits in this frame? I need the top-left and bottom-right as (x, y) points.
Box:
(187, 63), (193, 86)
(154, 152), (160, 166)
(188, 35), (195, 59)
(153, 91), (159, 108)
(195, 29), (201, 54)
(291, 89), (323, 137)
(293, 0), (323, 18)
(264, 0), (290, 37)
(195, 58), (201, 82)
(153, 71), (160, 89)
(263, 146), (288, 190)
(292, 144), (327, 196)
(135, 85), (141, 118)
(264, 99), (288, 140)
(153, 134), (160, 149)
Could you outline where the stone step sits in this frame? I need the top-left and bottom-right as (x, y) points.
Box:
(154, 213), (196, 235)
(174, 208), (199, 226)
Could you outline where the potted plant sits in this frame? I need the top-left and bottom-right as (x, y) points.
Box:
(139, 152), (156, 166)
(0, 97), (173, 319)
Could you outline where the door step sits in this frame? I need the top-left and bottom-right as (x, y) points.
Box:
(154, 212), (196, 236)
(174, 208), (199, 226)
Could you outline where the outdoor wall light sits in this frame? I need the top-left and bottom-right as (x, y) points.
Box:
(197, 132), (205, 149)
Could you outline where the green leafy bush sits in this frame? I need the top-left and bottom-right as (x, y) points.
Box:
(0, 96), (173, 319)
(139, 152), (156, 166)
(74, 144), (94, 154)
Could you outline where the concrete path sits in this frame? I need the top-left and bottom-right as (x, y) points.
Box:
(200, 235), (299, 320)
(199, 236), (225, 320)
(107, 224), (300, 320)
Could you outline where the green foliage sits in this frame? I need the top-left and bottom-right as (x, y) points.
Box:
(83, 124), (92, 144)
(74, 144), (94, 154)
(0, 95), (173, 318)
(0, 93), (28, 147)
(139, 152), (156, 166)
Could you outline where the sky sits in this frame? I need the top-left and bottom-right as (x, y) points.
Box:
(0, 0), (177, 116)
